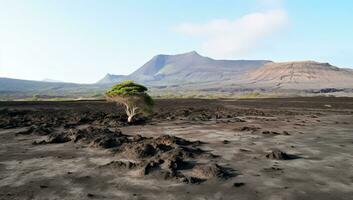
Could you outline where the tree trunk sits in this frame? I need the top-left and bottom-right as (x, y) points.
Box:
(128, 115), (133, 123)
(125, 104), (137, 123)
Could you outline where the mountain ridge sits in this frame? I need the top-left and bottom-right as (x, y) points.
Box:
(240, 61), (353, 89)
(1, 51), (353, 99)
(98, 51), (272, 85)
(97, 51), (353, 90)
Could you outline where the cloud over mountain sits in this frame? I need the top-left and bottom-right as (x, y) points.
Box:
(175, 9), (288, 58)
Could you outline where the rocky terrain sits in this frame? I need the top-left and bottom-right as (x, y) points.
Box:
(0, 97), (353, 199)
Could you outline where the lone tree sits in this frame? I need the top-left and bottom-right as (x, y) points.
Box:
(106, 80), (154, 123)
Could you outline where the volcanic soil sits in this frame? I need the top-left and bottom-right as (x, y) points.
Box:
(0, 97), (353, 200)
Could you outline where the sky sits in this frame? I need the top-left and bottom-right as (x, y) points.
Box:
(0, 0), (352, 83)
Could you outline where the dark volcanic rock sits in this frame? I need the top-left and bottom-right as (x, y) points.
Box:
(95, 132), (230, 184)
(27, 123), (229, 184)
(121, 143), (157, 159)
(100, 160), (138, 170)
(233, 182), (245, 187)
(237, 126), (260, 132)
(222, 140), (230, 144)
(265, 149), (298, 160)
(262, 130), (281, 135)
(0, 107), (126, 130)
(16, 125), (52, 136)
(67, 126), (128, 149)
(46, 132), (71, 143)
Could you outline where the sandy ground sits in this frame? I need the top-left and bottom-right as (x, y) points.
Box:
(0, 98), (353, 200)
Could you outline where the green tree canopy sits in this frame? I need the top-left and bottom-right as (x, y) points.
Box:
(106, 80), (148, 97)
(106, 81), (153, 123)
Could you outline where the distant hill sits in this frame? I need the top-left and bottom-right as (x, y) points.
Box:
(97, 51), (271, 85)
(1, 51), (353, 99)
(42, 78), (63, 83)
(241, 61), (353, 89)
(130, 51), (271, 84)
(97, 74), (126, 85)
(97, 51), (353, 91)
(0, 77), (77, 92)
(0, 77), (106, 99)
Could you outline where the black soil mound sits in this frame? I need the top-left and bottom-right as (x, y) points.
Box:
(32, 125), (233, 184)
(0, 108), (127, 130)
(191, 163), (233, 180)
(265, 149), (300, 160)
(17, 124), (53, 136)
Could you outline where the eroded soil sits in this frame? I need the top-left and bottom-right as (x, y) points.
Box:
(0, 97), (353, 200)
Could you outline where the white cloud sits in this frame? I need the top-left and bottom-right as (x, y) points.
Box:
(175, 9), (288, 58)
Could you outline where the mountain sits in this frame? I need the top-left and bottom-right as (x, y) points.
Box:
(97, 51), (271, 85)
(242, 61), (353, 89)
(97, 74), (127, 85)
(99, 51), (353, 90)
(1, 51), (353, 99)
(0, 77), (77, 92)
(42, 78), (63, 83)
(0, 77), (106, 99)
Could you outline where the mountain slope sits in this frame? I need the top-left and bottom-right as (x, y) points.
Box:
(42, 78), (63, 83)
(98, 51), (271, 84)
(97, 52), (353, 92)
(2, 52), (353, 99)
(0, 77), (106, 98)
(241, 61), (353, 89)
(0, 77), (78, 92)
(97, 74), (127, 84)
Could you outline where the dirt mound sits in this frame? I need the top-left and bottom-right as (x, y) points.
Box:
(0, 109), (32, 129)
(120, 143), (157, 159)
(67, 127), (128, 148)
(236, 126), (260, 132)
(0, 108), (127, 130)
(33, 132), (71, 144)
(262, 130), (280, 135)
(110, 134), (223, 183)
(191, 163), (232, 180)
(32, 126), (127, 147)
(17, 124), (52, 135)
(116, 135), (203, 160)
(153, 107), (264, 122)
(99, 160), (138, 170)
(31, 125), (232, 184)
(265, 149), (299, 160)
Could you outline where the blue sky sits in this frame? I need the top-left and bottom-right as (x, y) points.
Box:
(0, 0), (352, 83)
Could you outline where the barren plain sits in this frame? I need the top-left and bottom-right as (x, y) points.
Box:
(0, 97), (352, 200)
